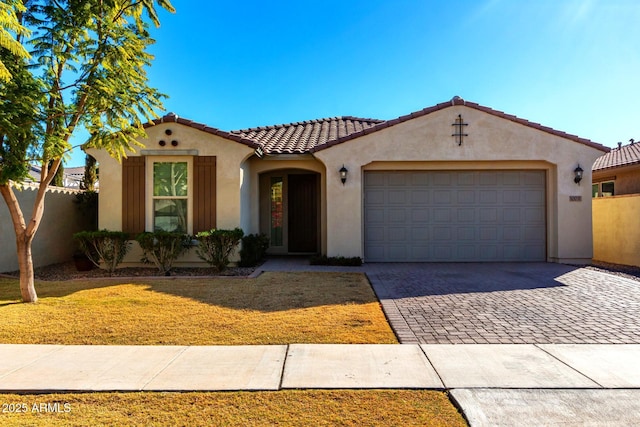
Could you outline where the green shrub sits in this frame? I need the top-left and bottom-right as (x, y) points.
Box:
(195, 228), (244, 272)
(239, 233), (270, 267)
(136, 231), (192, 275)
(309, 255), (363, 266)
(73, 230), (131, 274)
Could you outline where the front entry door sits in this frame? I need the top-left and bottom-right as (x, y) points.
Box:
(288, 174), (318, 253)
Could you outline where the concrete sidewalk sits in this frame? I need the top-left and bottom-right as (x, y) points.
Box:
(1, 343), (640, 425)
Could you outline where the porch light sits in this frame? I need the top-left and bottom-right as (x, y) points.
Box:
(339, 165), (348, 185)
(574, 165), (584, 184)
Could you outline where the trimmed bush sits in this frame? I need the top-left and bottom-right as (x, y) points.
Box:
(136, 231), (192, 275)
(239, 233), (270, 267)
(73, 230), (131, 274)
(309, 255), (363, 266)
(195, 228), (244, 272)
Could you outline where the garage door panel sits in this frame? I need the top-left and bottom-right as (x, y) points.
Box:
(388, 190), (407, 204)
(433, 173), (452, 185)
(457, 172), (475, 186)
(411, 208), (429, 222)
(388, 173), (409, 186)
(457, 227), (475, 240)
(411, 190), (430, 203)
(479, 190), (498, 204)
(365, 189), (385, 204)
(457, 208), (475, 222)
(524, 207), (545, 222)
(434, 190), (452, 203)
(433, 227), (452, 241)
(434, 208), (452, 222)
(388, 227), (408, 241)
(524, 189), (544, 203)
(364, 171), (546, 262)
(503, 190), (521, 204)
(457, 246), (476, 260)
(412, 227), (429, 240)
(388, 209), (406, 223)
(458, 190), (476, 204)
(523, 171), (545, 185)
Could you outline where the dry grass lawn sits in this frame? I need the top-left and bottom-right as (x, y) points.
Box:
(0, 390), (466, 426)
(0, 272), (397, 344)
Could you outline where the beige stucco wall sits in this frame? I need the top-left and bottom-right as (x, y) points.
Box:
(0, 185), (90, 272)
(88, 122), (254, 266)
(593, 195), (640, 267)
(313, 105), (604, 263)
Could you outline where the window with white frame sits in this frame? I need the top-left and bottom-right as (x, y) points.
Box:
(147, 157), (192, 233)
(592, 180), (615, 198)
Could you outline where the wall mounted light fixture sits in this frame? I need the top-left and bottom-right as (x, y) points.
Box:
(574, 165), (584, 184)
(339, 165), (348, 185)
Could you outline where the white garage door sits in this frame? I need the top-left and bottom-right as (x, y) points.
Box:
(364, 171), (546, 262)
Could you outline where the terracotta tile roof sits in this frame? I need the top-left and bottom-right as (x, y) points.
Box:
(144, 98), (608, 155)
(310, 96), (609, 153)
(144, 113), (261, 149)
(230, 116), (384, 154)
(593, 140), (640, 171)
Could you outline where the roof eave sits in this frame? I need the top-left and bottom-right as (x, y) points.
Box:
(311, 98), (609, 153)
(143, 114), (261, 150)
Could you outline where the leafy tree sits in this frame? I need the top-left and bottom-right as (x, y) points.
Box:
(0, 0), (175, 302)
(0, 0), (30, 81)
(81, 154), (97, 191)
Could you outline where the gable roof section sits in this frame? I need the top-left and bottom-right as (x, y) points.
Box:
(144, 113), (260, 149)
(593, 141), (640, 171)
(144, 98), (608, 155)
(231, 116), (384, 154)
(310, 97), (608, 153)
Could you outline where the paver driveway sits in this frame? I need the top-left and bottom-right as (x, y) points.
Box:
(364, 263), (640, 344)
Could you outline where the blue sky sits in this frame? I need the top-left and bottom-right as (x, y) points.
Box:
(68, 0), (640, 166)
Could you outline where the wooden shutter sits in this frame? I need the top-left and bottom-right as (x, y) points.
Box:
(122, 157), (145, 234)
(193, 156), (216, 233)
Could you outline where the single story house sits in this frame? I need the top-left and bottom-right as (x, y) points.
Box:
(88, 96), (607, 265)
(592, 139), (640, 197)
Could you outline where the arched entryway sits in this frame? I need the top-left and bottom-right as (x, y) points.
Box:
(259, 169), (321, 254)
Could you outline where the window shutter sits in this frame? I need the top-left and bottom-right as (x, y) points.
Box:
(193, 156), (217, 233)
(122, 157), (145, 234)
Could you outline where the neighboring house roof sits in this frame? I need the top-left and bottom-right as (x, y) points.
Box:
(231, 116), (384, 154)
(26, 164), (84, 188)
(145, 97), (608, 155)
(593, 140), (640, 171)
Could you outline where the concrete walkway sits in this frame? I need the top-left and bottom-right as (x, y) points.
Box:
(1, 343), (640, 425)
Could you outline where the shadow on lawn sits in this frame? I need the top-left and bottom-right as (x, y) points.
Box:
(0, 272), (377, 312)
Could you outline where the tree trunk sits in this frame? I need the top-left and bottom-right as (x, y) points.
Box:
(16, 233), (37, 303)
(0, 183), (39, 303)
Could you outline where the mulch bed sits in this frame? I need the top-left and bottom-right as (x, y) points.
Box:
(584, 261), (640, 283)
(2, 261), (257, 281)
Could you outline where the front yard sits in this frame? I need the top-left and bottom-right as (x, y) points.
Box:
(0, 272), (396, 345)
(0, 271), (469, 426)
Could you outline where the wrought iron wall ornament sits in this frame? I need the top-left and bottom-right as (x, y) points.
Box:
(451, 114), (468, 146)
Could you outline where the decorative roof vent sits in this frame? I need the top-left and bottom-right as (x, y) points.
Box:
(451, 96), (465, 105)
